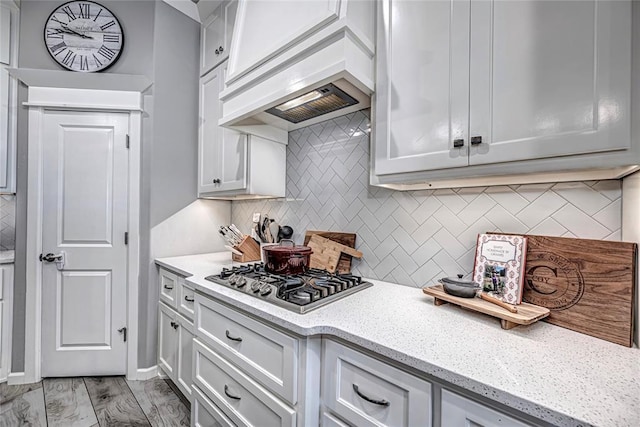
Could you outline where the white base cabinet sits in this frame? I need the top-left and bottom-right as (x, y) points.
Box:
(0, 264), (14, 382)
(157, 268), (195, 401)
(441, 390), (533, 427)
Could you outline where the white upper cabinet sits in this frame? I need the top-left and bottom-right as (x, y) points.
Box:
(468, 0), (631, 166)
(374, 0), (470, 175)
(373, 0), (634, 186)
(198, 62), (286, 199)
(227, 0), (340, 81)
(201, 0), (238, 77)
(199, 63), (248, 194)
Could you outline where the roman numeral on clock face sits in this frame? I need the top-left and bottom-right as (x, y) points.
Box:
(50, 41), (67, 54)
(46, 29), (63, 39)
(79, 56), (89, 71)
(92, 53), (103, 67)
(61, 50), (77, 67)
(97, 45), (117, 61)
(78, 3), (91, 19)
(61, 5), (77, 21)
(100, 20), (116, 31)
(103, 34), (119, 43)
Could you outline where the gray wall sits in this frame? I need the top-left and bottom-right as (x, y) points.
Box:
(139, 0), (203, 368)
(12, 0), (206, 371)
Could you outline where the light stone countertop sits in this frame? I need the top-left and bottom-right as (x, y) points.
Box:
(155, 252), (640, 427)
(0, 250), (15, 264)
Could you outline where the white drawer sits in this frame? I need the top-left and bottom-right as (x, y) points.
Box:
(441, 390), (532, 427)
(322, 340), (432, 427)
(159, 268), (178, 309)
(193, 339), (296, 427)
(195, 296), (298, 404)
(192, 384), (236, 427)
(178, 280), (195, 320)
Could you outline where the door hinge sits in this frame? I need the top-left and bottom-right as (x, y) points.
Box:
(126, 134), (130, 149)
(118, 327), (127, 342)
(124, 232), (129, 245)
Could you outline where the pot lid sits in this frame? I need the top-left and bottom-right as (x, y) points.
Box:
(439, 275), (479, 288)
(263, 239), (312, 254)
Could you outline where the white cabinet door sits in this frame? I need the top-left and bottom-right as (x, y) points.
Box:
(469, 0), (631, 165)
(198, 63), (247, 195)
(158, 303), (178, 378)
(201, 1), (238, 76)
(192, 385), (235, 427)
(441, 390), (532, 427)
(374, 0), (470, 175)
(176, 314), (194, 401)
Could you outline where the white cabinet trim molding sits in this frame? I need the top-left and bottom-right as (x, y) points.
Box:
(17, 79), (144, 384)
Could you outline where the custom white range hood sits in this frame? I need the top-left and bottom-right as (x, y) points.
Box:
(219, 0), (375, 132)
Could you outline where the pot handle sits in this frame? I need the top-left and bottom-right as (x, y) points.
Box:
(280, 239), (295, 247)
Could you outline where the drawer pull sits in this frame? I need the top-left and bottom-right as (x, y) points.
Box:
(224, 384), (241, 400)
(164, 285), (173, 290)
(184, 296), (195, 302)
(225, 330), (243, 342)
(353, 384), (390, 407)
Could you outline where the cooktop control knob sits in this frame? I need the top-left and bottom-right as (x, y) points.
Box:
(236, 276), (247, 288)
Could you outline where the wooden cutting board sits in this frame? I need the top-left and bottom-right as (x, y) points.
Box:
(492, 233), (637, 347)
(306, 234), (362, 273)
(304, 231), (357, 273)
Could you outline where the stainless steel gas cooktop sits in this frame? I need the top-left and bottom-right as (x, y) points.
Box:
(205, 263), (372, 314)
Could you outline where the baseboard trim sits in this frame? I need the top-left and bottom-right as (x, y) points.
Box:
(136, 366), (159, 381)
(7, 372), (26, 385)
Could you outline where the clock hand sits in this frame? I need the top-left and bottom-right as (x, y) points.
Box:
(60, 24), (94, 39)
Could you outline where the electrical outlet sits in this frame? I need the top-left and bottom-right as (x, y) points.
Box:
(252, 212), (261, 223)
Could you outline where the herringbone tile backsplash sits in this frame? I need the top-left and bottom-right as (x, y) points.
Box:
(0, 195), (16, 251)
(232, 110), (622, 288)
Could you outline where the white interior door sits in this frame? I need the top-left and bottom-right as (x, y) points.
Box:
(41, 110), (129, 377)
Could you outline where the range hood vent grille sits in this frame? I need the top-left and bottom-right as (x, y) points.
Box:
(265, 84), (358, 124)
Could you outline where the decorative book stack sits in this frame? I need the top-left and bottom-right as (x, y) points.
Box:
(473, 234), (527, 305)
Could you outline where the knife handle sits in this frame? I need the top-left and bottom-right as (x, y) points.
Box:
(480, 293), (518, 313)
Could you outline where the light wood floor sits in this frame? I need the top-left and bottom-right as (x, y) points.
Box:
(0, 377), (190, 427)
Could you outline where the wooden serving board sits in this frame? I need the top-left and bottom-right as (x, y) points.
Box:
(422, 285), (550, 330)
(304, 231), (357, 273)
(489, 232), (637, 347)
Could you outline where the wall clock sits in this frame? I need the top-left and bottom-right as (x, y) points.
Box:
(44, 1), (124, 72)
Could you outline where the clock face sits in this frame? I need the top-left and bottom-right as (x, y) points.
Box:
(44, 1), (124, 72)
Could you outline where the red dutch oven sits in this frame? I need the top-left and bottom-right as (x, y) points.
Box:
(263, 240), (313, 275)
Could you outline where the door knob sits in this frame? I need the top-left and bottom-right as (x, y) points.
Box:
(39, 252), (66, 270)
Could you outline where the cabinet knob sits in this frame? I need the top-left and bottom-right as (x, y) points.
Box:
(218, 46), (224, 53)
(212, 178), (221, 184)
(453, 138), (464, 148)
(215, 49), (219, 55)
(470, 136), (483, 145)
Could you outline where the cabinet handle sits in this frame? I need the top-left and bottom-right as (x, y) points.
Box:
(352, 384), (390, 407)
(224, 384), (241, 400)
(453, 138), (464, 148)
(184, 296), (194, 302)
(164, 285), (173, 290)
(470, 136), (482, 145)
(225, 330), (243, 342)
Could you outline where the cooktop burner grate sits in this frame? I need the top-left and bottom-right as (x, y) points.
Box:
(205, 263), (372, 314)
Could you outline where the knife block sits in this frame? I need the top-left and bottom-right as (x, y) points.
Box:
(232, 236), (261, 262)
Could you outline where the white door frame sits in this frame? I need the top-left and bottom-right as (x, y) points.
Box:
(22, 87), (142, 383)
